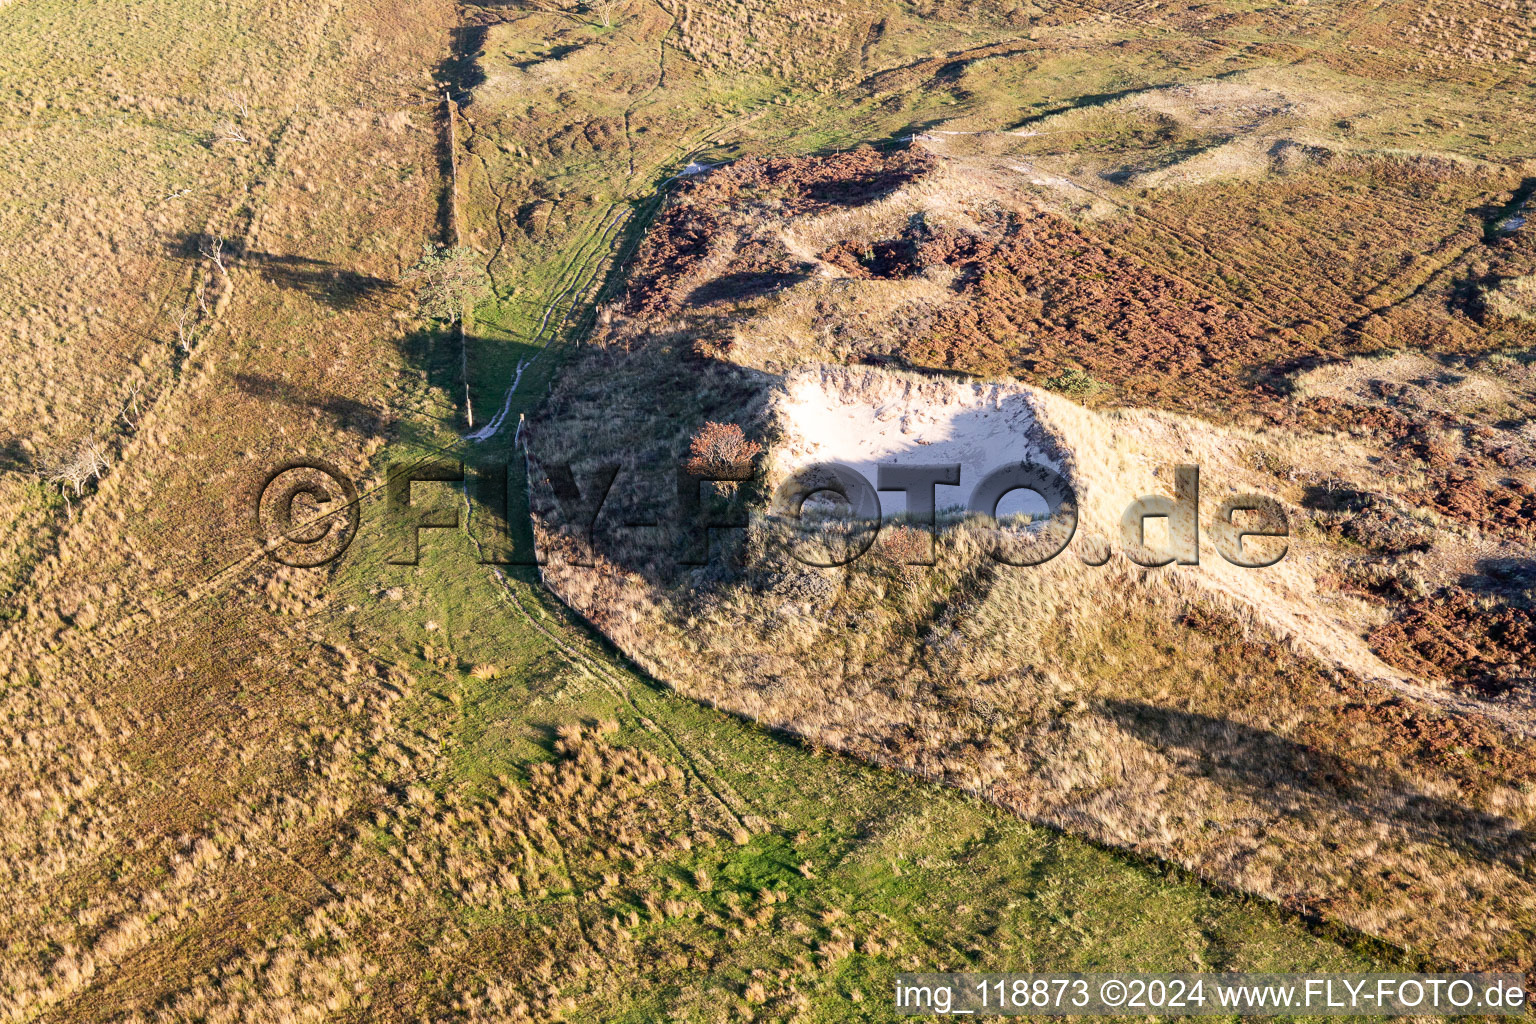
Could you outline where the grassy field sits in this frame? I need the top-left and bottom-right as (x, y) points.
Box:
(0, 0), (1523, 1018)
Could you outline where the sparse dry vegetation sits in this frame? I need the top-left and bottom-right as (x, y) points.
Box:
(4, 0), (1535, 1016)
(526, 23), (1536, 972)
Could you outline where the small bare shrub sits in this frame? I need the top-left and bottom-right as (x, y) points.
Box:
(684, 421), (762, 478)
(198, 235), (228, 277)
(213, 119), (249, 144)
(41, 438), (109, 497)
(172, 303), (198, 353)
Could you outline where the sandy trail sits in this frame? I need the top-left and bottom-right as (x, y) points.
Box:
(466, 359), (526, 442)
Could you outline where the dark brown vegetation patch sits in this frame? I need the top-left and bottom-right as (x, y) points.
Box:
(891, 211), (1270, 408)
(1292, 394), (1427, 442)
(1370, 588), (1536, 696)
(1413, 473), (1536, 542)
(1329, 677), (1536, 788)
(624, 146), (935, 318)
(1302, 485), (1435, 556)
(818, 236), (924, 279)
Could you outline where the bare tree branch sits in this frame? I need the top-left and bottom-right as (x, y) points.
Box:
(119, 383), (143, 429)
(173, 303), (197, 353)
(214, 119), (249, 144)
(40, 438), (109, 498)
(585, 0), (618, 27)
(198, 235), (228, 278)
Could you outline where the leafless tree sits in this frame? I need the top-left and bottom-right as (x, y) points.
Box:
(118, 383), (143, 429)
(587, 0), (619, 27)
(194, 236), (231, 315)
(41, 438), (109, 498)
(173, 303), (198, 353)
(199, 235), (228, 276)
(214, 119), (249, 144)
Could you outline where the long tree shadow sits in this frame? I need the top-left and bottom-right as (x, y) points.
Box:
(685, 270), (809, 305)
(1003, 82), (1181, 132)
(1459, 556), (1536, 599)
(0, 438), (35, 475)
(163, 233), (395, 310)
(440, 23), (488, 102)
(234, 373), (385, 433)
(242, 252), (394, 309)
(1103, 700), (1532, 870)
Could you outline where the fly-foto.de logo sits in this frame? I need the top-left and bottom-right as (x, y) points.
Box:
(253, 457), (1288, 570)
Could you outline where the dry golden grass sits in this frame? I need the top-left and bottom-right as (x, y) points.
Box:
(4, 0), (1529, 1015)
(1479, 273), (1536, 321)
(0, 0), (468, 1018)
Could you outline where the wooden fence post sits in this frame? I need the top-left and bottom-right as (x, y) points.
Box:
(445, 90), (463, 246)
(444, 89), (474, 428)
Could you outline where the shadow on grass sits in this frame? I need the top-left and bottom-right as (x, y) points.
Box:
(1459, 556), (1536, 599)
(1104, 699), (1533, 870)
(0, 438), (35, 475)
(234, 373), (386, 433)
(241, 252), (394, 309)
(685, 270), (809, 305)
(163, 233), (395, 310)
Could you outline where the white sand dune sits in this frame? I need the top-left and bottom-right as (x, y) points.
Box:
(771, 365), (1523, 728)
(774, 367), (1062, 518)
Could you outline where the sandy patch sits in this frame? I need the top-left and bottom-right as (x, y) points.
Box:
(773, 367), (1062, 518)
(1295, 352), (1513, 413)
